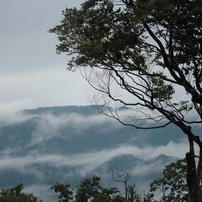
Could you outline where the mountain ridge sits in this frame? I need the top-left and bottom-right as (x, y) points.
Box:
(0, 105), (193, 201)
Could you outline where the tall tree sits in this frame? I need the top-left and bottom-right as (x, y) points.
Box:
(49, 0), (202, 201)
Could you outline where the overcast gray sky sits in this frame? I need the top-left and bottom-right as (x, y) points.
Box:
(0, 0), (95, 111)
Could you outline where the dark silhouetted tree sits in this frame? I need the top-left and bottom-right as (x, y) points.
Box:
(0, 183), (42, 202)
(49, 0), (202, 201)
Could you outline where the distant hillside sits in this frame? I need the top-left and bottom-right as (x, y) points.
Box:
(23, 105), (99, 116)
(0, 105), (196, 201)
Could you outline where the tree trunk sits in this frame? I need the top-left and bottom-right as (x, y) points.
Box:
(186, 135), (199, 202)
(196, 148), (202, 190)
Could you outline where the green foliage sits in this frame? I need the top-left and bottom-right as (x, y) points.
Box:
(51, 176), (149, 202)
(150, 158), (189, 201)
(91, 187), (121, 202)
(0, 183), (42, 202)
(50, 1), (202, 200)
(51, 182), (73, 202)
(150, 157), (202, 201)
(49, 0), (202, 120)
(49, 0), (145, 69)
(53, 158), (202, 202)
(75, 176), (101, 202)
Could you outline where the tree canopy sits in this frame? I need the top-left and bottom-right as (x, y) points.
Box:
(150, 158), (189, 201)
(0, 183), (42, 202)
(49, 0), (202, 133)
(51, 175), (154, 202)
(51, 158), (192, 202)
(49, 0), (202, 201)
(52, 176), (123, 202)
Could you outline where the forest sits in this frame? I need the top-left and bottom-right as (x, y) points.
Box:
(0, 158), (193, 201)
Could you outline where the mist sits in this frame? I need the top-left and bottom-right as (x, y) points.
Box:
(0, 106), (190, 201)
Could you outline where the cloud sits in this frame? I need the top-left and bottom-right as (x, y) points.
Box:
(29, 111), (119, 145)
(0, 140), (188, 176)
(0, 113), (188, 200)
(0, 100), (36, 127)
(0, 0), (94, 108)
(0, 66), (97, 108)
(0, 106), (189, 169)
(23, 184), (56, 202)
(0, 106), (191, 201)
(0, 108), (189, 176)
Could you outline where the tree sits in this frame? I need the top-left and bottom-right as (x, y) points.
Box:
(51, 182), (73, 202)
(0, 183), (42, 202)
(51, 176), (153, 202)
(75, 175), (102, 202)
(150, 158), (189, 201)
(52, 176), (125, 202)
(49, 0), (202, 201)
(111, 167), (155, 202)
(111, 167), (131, 200)
(150, 157), (202, 201)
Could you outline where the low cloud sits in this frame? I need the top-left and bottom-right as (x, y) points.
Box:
(0, 109), (189, 173)
(0, 108), (192, 201)
(29, 112), (119, 145)
(0, 100), (36, 127)
(0, 141), (188, 176)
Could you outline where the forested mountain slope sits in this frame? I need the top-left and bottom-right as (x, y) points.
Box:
(0, 105), (198, 201)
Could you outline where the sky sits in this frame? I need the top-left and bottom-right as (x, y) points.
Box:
(0, 0), (196, 200)
(0, 0), (94, 111)
(0, 0), (190, 114)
